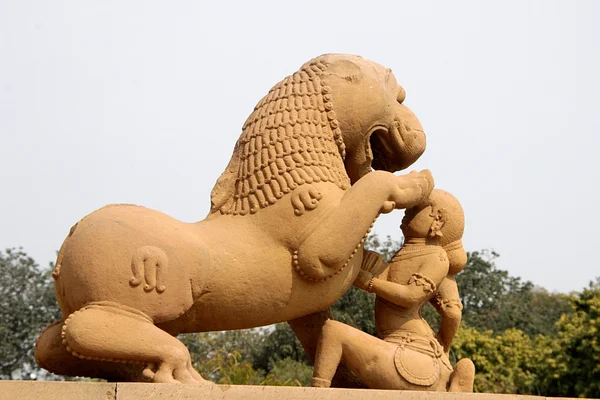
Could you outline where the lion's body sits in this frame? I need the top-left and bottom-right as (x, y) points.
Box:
(53, 182), (359, 332)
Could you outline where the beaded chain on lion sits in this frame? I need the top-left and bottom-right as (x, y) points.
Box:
(218, 58), (351, 216)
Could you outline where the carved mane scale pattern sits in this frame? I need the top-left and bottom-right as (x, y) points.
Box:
(210, 57), (350, 216)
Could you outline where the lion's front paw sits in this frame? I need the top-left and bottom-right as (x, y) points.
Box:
(390, 169), (434, 209)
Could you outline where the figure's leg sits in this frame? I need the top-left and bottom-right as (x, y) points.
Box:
(61, 302), (210, 384)
(448, 358), (475, 392)
(311, 320), (404, 390)
(288, 312), (366, 388)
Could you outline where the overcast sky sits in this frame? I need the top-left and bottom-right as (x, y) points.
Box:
(1, 1), (598, 293)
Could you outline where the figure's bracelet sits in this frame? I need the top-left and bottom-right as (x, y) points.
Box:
(367, 278), (376, 293)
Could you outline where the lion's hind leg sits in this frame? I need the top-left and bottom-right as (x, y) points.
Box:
(60, 302), (210, 384)
(35, 319), (144, 381)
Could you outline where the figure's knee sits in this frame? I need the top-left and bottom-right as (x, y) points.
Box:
(319, 319), (351, 347)
(322, 319), (344, 335)
(449, 358), (475, 393)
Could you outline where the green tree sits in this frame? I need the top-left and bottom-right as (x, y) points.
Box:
(0, 248), (61, 380)
(541, 278), (600, 398)
(181, 329), (312, 386)
(250, 323), (309, 373)
(262, 358), (313, 386)
(452, 326), (554, 394)
(181, 330), (268, 384)
(457, 251), (570, 337)
(453, 278), (600, 397)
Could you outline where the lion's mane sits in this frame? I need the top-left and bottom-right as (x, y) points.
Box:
(210, 56), (351, 216)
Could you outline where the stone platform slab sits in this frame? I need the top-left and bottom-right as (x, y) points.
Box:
(0, 381), (584, 400)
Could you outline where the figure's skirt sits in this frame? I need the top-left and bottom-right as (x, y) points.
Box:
(380, 330), (452, 387)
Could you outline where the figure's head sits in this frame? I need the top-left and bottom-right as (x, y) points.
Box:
(401, 189), (467, 273)
(210, 54), (427, 216)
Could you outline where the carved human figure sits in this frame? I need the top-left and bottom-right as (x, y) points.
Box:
(35, 54), (434, 383)
(310, 189), (474, 392)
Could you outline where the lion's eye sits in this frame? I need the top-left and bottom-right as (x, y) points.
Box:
(397, 87), (406, 104)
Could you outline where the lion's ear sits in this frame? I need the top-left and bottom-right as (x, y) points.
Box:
(209, 142), (241, 215)
(327, 60), (363, 84)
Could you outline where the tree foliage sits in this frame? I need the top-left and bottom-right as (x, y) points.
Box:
(0, 248), (61, 380)
(452, 327), (553, 394)
(180, 328), (311, 386)
(457, 250), (571, 337)
(451, 280), (600, 397)
(540, 279), (600, 398)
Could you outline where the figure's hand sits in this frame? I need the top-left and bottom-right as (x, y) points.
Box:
(354, 270), (374, 291)
(361, 250), (388, 277)
(388, 169), (434, 210)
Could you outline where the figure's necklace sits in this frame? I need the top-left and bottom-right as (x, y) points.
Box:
(398, 244), (437, 252)
(399, 238), (438, 252)
(391, 240), (439, 261)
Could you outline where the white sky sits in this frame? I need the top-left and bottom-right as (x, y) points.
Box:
(1, 1), (598, 293)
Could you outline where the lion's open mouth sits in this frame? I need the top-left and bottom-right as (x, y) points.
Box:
(368, 124), (426, 173)
(370, 132), (390, 171)
(370, 130), (397, 172)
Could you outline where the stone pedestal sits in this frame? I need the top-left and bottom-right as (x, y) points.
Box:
(0, 381), (585, 400)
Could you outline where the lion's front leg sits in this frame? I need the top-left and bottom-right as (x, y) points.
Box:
(294, 170), (433, 281)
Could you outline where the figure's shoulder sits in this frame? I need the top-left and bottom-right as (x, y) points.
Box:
(416, 248), (449, 283)
(417, 246), (448, 263)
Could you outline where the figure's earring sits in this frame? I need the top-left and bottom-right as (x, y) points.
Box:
(429, 208), (447, 238)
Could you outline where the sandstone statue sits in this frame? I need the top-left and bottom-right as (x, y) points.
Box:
(35, 54), (434, 383)
(311, 189), (475, 392)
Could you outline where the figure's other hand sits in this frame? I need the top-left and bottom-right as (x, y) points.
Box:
(390, 169), (434, 209)
(353, 270), (374, 291)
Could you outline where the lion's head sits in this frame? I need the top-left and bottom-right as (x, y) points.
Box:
(210, 54), (426, 216)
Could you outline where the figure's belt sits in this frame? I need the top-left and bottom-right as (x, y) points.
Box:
(379, 330), (443, 358)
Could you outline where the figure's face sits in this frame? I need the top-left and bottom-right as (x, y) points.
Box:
(401, 204), (434, 239)
(325, 56), (427, 183)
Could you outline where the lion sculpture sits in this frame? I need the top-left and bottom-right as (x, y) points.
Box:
(35, 54), (434, 384)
